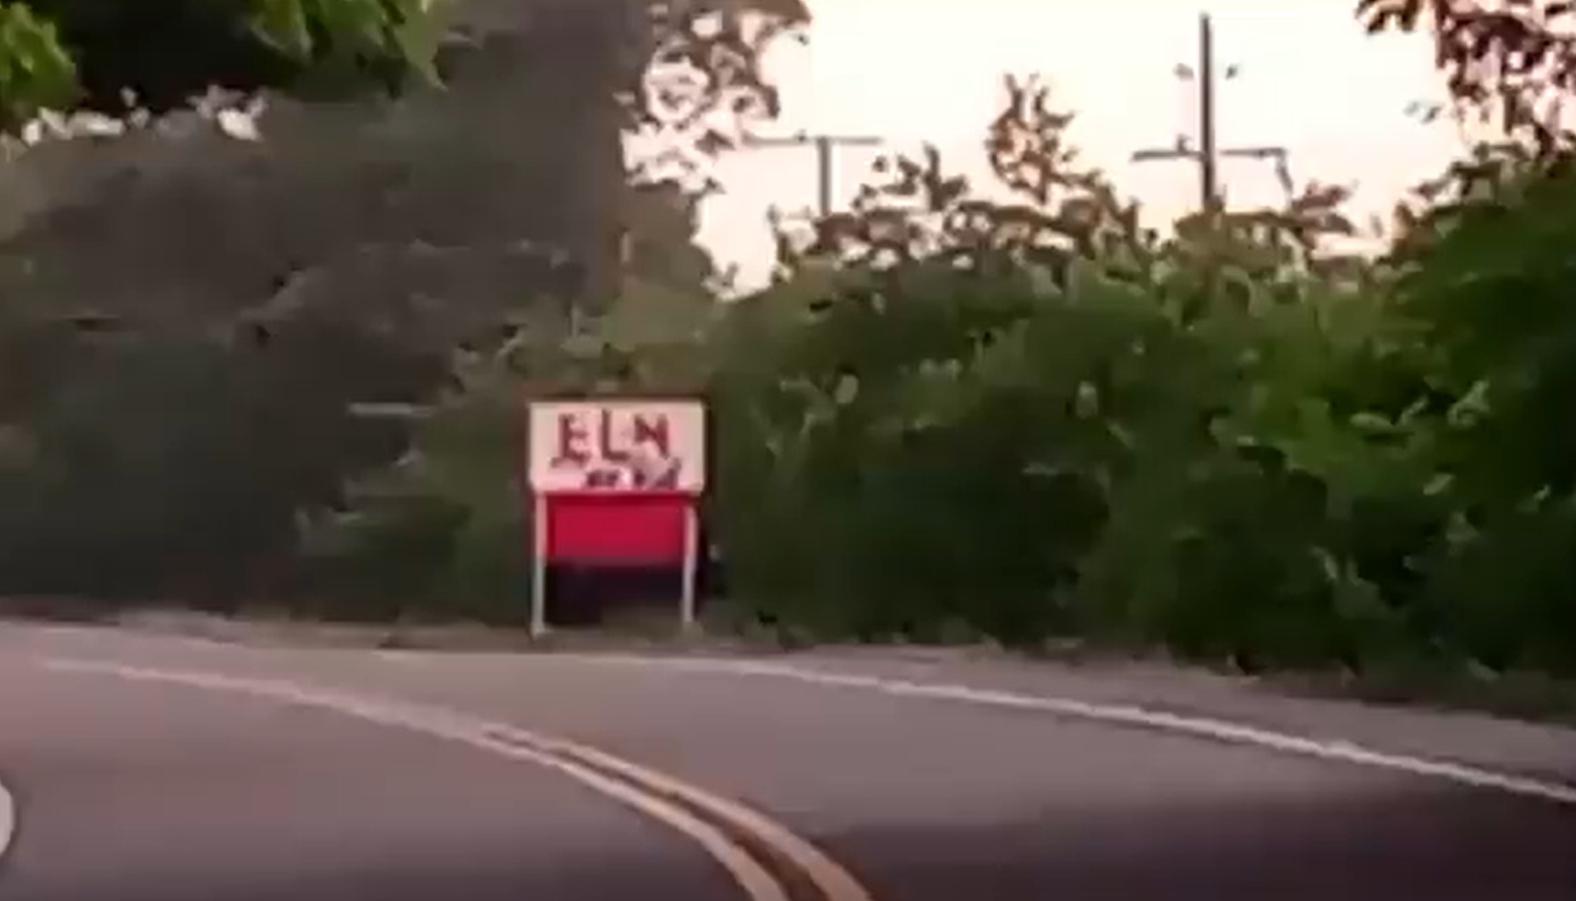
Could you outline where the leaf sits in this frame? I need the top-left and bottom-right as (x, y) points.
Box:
(250, 0), (314, 59)
(0, 4), (79, 129)
(832, 373), (860, 406)
(1350, 411), (1400, 435)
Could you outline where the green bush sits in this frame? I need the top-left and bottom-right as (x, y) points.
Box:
(703, 115), (1576, 677)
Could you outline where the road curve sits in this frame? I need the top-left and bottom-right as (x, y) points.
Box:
(34, 657), (868, 901)
(3, 623), (1576, 901)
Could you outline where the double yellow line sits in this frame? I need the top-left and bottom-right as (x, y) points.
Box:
(41, 659), (874, 901)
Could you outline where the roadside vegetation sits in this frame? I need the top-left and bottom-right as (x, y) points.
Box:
(2, 1), (1576, 690)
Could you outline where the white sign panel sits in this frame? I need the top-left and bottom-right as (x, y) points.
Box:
(529, 400), (706, 494)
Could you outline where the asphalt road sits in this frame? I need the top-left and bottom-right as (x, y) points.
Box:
(2, 624), (1575, 901)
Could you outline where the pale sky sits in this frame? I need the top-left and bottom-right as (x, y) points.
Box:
(696, 0), (1466, 291)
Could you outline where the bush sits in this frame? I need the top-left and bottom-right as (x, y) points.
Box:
(703, 110), (1576, 677)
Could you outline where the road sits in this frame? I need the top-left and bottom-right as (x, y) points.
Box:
(1, 623), (1575, 901)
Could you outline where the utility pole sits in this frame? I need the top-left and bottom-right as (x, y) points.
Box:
(745, 132), (883, 219)
(1133, 13), (1292, 214)
(1198, 11), (1217, 211)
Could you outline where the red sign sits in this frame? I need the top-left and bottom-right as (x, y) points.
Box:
(544, 494), (690, 566)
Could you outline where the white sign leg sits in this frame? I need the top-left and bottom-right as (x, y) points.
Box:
(530, 493), (548, 639)
(680, 503), (699, 633)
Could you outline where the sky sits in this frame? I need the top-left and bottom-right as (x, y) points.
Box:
(694, 0), (1468, 291)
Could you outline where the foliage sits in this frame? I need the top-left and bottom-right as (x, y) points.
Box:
(0, 0), (799, 613)
(0, 3), (75, 129)
(0, 316), (432, 604)
(1378, 148), (1576, 672)
(1360, 0), (1576, 155)
(295, 66), (1576, 679)
(0, 0), (444, 123)
(624, 0), (809, 185)
(702, 75), (1576, 677)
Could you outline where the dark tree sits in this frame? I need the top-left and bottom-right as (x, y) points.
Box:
(0, 0), (441, 125)
(1360, 0), (1576, 155)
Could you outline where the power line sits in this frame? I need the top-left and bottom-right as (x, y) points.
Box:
(744, 131), (883, 219)
(1133, 13), (1293, 214)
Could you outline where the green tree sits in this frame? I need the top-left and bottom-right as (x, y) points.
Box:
(0, 0), (806, 609)
(0, 0), (443, 126)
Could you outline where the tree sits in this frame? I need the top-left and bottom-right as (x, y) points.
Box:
(707, 78), (1438, 666)
(0, 0), (443, 127)
(1359, 0), (1576, 155)
(0, 0), (808, 606)
(624, 0), (807, 184)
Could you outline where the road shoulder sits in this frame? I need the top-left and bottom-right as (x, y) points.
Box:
(9, 613), (1576, 792)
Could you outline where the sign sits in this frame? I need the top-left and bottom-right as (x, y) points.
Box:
(545, 494), (690, 566)
(525, 398), (707, 637)
(528, 400), (705, 495)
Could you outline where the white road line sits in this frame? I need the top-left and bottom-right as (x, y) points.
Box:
(39, 659), (871, 901)
(372, 650), (428, 666)
(557, 655), (1576, 808)
(0, 777), (15, 863)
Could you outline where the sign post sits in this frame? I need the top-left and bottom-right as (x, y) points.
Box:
(680, 503), (700, 631)
(526, 399), (707, 637)
(530, 492), (549, 638)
